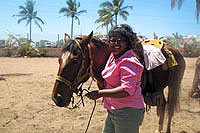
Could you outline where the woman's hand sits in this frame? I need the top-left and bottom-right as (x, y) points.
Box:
(85, 90), (102, 100)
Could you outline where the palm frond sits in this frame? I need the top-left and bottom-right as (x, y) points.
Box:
(113, 0), (119, 6)
(59, 0), (87, 38)
(97, 0), (133, 27)
(121, 5), (133, 11)
(120, 11), (128, 20)
(100, 1), (113, 8)
(59, 7), (69, 13)
(171, 0), (177, 9)
(196, 0), (200, 23)
(17, 17), (27, 24)
(74, 16), (80, 25)
(76, 10), (87, 16)
(118, 0), (124, 8)
(26, 19), (31, 26)
(13, 0), (44, 42)
(34, 20), (43, 31)
(34, 17), (45, 25)
(171, 0), (185, 10)
(171, 0), (199, 23)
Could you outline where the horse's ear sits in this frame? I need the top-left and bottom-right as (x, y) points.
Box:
(81, 31), (93, 47)
(85, 31), (93, 41)
(133, 33), (137, 38)
(64, 33), (70, 43)
(89, 31), (93, 38)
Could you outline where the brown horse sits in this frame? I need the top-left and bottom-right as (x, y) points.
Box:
(51, 32), (185, 133)
(190, 56), (200, 98)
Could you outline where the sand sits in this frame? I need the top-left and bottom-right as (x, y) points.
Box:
(0, 57), (200, 133)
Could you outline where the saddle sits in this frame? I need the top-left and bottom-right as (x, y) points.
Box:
(142, 39), (178, 70)
(134, 39), (178, 107)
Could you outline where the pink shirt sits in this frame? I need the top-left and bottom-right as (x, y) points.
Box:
(101, 50), (145, 110)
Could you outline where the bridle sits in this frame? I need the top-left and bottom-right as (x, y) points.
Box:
(54, 38), (97, 133)
(56, 39), (92, 95)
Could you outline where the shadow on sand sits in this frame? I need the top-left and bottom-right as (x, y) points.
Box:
(0, 73), (32, 81)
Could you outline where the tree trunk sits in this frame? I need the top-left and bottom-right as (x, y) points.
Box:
(29, 20), (32, 44)
(115, 14), (117, 26)
(29, 20), (32, 43)
(71, 17), (74, 39)
(106, 24), (108, 34)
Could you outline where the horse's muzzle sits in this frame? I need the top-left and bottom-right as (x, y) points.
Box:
(51, 94), (70, 107)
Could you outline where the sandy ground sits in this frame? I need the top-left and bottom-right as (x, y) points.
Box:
(0, 57), (200, 133)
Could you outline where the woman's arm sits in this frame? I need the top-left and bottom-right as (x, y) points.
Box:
(85, 86), (130, 100)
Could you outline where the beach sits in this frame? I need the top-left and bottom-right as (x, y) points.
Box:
(0, 57), (200, 133)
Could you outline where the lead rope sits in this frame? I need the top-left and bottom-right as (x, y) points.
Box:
(82, 80), (97, 133)
(68, 80), (96, 133)
(85, 100), (96, 133)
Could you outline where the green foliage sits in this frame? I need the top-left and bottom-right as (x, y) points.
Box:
(16, 44), (32, 57)
(59, 0), (87, 38)
(38, 48), (47, 57)
(96, 0), (133, 27)
(4, 48), (12, 57)
(183, 43), (200, 57)
(15, 44), (44, 57)
(13, 0), (44, 42)
(171, 0), (200, 23)
(2, 45), (48, 57)
(165, 37), (200, 57)
(165, 39), (177, 48)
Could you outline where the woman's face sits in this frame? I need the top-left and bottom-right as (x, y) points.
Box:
(109, 33), (128, 59)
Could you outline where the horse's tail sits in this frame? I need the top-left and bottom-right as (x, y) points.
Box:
(167, 52), (185, 116)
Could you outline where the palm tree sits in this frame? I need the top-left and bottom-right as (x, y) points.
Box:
(171, 0), (200, 23)
(95, 8), (114, 34)
(97, 0), (133, 26)
(59, 0), (87, 39)
(172, 32), (184, 49)
(13, 0), (44, 43)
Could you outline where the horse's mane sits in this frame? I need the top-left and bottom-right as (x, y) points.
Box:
(61, 39), (79, 53)
(61, 37), (109, 53)
(90, 37), (109, 49)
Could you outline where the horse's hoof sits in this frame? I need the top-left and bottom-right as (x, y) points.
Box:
(180, 131), (188, 133)
(191, 92), (200, 98)
(155, 129), (162, 133)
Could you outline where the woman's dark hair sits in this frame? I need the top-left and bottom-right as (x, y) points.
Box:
(108, 24), (137, 48)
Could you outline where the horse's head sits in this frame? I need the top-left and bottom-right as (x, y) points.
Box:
(51, 32), (93, 107)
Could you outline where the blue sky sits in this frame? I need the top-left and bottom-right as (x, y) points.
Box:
(0, 0), (199, 42)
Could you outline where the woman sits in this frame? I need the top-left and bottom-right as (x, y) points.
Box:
(86, 24), (145, 133)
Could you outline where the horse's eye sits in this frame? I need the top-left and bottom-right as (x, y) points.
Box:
(73, 51), (78, 56)
(71, 58), (79, 64)
(72, 49), (79, 56)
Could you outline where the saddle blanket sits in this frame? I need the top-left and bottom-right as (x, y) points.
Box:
(142, 44), (166, 70)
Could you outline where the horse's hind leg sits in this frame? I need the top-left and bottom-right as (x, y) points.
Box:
(166, 68), (183, 133)
(166, 111), (173, 133)
(157, 101), (166, 132)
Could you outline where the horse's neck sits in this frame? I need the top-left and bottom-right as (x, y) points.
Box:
(132, 43), (144, 65)
(89, 43), (111, 89)
(91, 47), (111, 77)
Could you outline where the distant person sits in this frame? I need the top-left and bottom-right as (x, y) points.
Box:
(86, 24), (145, 133)
(190, 56), (200, 98)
